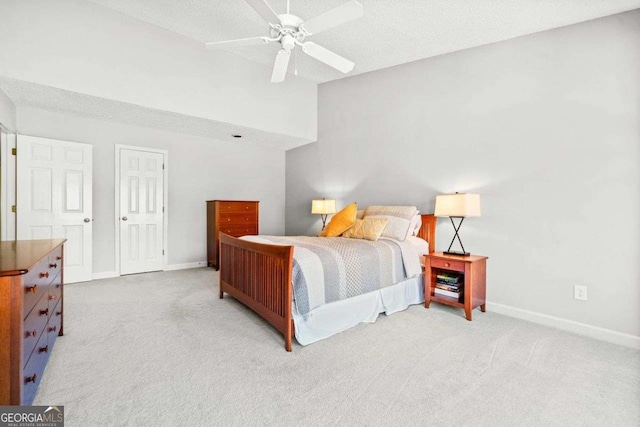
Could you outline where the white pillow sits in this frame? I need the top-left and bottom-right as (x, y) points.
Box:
(409, 212), (422, 236)
(363, 206), (418, 241)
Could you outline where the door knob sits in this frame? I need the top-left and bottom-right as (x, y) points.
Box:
(122, 217), (128, 221)
(84, 218), (91, 223)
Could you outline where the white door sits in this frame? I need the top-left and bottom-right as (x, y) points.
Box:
(17, 135), (93, 283)
(119, 148), (164, 275)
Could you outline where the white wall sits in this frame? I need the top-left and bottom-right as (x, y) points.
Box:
(0, 88), (16, 131)
(0, 0), (317, 141)
(18, 106), (285, 275)
(286, 11), (640, 338)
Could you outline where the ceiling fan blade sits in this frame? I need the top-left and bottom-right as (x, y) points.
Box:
(205, 36), (270, 50)
(302, 42), (354, 73)
(300, 0), (363, 35)
(245, 0), (281, 24)
(271, 50), (291, 83)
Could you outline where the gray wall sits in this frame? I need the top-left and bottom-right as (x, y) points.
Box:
(286, 11), (640, 337)
(19, 107), (285, 274)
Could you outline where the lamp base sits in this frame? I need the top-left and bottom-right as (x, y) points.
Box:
(443, 250), (470, 257)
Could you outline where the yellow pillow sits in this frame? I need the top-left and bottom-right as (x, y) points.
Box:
(342, 218), (388, 241)
(321, 203), (357, 237)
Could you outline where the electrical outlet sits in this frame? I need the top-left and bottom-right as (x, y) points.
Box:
(574, 285), (588, 301)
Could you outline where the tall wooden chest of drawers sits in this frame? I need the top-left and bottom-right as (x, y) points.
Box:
(207, 200), (259, 270)
(0, 239), (65, 405)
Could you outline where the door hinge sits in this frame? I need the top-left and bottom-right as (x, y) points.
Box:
(11, 205), (16, 213)
(11, 148), (16, 156)
(162, 206), (164, 213)
(162, 250), (165, 255)
(162, 163), (165, 170)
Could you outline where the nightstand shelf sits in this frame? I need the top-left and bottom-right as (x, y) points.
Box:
(424, 252), (488, 321)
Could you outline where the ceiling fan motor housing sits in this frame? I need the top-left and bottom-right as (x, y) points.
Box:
(272, 14), (305, 51)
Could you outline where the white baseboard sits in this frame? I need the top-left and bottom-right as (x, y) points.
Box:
(92, 271), (119, 280)
(487, 301), (640, 350)
(164, 261), (207, 271)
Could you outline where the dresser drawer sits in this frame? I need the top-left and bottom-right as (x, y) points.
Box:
(219, 225), (258, 237)
(22, 330), (50, 406)
(219, 212), (257, 225)
(22, 265), (53, 318)
(47, 247), (63, 281)
(23, 293), (50, 367)
(217, 202), (258, 213)
(47, 299), (63, 351)
(430, 257), (465, 273)
(48, 273), (62, 316)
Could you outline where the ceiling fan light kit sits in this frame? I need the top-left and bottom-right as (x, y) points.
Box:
(205, 0), (363, 83)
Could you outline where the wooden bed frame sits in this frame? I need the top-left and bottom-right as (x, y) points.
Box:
(219, 214), (437, 352)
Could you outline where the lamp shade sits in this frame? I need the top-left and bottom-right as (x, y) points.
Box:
(311, 199), (337, 215)
(434, 193), (481, 217)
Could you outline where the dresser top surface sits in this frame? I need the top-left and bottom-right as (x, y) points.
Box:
(0, 239), (66, 277)
(207, 200), (259, 203)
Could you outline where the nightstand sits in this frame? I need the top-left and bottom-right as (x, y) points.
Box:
(424, 252), (488, 321)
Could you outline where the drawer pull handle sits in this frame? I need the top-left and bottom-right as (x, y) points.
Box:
(56, 311), (62, 316)
(56, 256), (62, 260)
(49, 263), (57, 268)
(26, 285), (38, 294)
(40, 308), (49, 316)
(445, 263), (450, 267)
(39, 345), (49, 354)
(25, 373), (37, 384)
(49, 325), (58, 333)
(25, 330), (38, 338)
(49, 295), (58, 301)
(40, 272), (49, 279)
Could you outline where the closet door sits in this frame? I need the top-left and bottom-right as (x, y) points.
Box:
(17, 135), (93, 283)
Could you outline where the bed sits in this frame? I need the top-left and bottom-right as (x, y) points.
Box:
(219, 213), (436, 352)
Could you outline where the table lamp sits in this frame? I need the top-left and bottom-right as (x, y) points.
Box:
(434, 193), (481, 256)
(311, 199), (336, 231)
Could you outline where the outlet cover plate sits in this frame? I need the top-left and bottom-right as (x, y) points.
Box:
(574, 285), (588, 301)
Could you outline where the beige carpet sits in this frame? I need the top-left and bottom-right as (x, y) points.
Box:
(34, 268), (640, 426)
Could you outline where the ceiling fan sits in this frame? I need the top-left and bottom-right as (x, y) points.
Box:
(205, 0), (364, 83)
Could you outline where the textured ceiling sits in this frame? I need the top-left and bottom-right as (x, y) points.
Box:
(0, 77), (312, 150)
(85, 0), (640, 83)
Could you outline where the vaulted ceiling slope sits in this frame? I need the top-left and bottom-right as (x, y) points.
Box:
(1, 1), (639, 150)
(86, 0), (640, 83)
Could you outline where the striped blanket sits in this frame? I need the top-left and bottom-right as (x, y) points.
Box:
(242, 236), (422, 316)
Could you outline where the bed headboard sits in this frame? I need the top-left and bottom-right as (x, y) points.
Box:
(418, 214), (437, 254)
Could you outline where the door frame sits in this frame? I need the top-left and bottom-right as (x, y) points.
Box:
(114, 144), (168, 275)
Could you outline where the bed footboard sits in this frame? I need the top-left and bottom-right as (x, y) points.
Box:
(219, 233), (295, 352)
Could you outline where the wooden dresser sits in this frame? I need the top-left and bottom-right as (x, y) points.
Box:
(0, 239), (65, 405)
(207, 200), (259, 270)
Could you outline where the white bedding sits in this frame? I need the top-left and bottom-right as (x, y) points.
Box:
(240, 235), (429, 346)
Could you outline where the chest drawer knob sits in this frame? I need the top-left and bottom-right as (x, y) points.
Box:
(25, 329), (38, 338)
(39, 308), (49, 316)
(25, 373), (37, 384)
(39, 345), (49, 354)
(48, 295), (58, 301)
(26, 285), (38, 294)
(49, 263), (57, 268)
(40, 272), (49, 279)
(56, 256), (62, 260)
(445, 262), (450, 267)
(56, 311), (62, 317)
(48, 325), (58, 333)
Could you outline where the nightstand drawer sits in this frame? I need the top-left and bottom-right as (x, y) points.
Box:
(430, 257), (465, 272)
